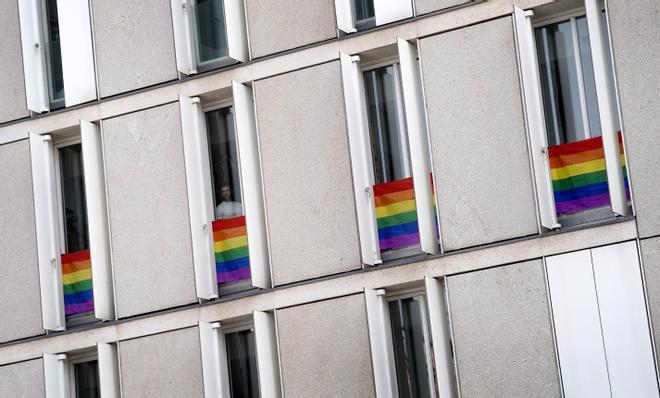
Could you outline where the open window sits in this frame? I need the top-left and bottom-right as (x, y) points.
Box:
(180, 82), (270, 300)
(365, 279), (456, 397)
(335, 0), (414, 33)
(30, 122), (114, 331)
(341, 40), (438, 265)
(199, 311), (282, 397)
(44, 343), (120, 398)
(171, 0), (249, 75)
(514, 0), (630, 230)
(18, 0), (97, 111)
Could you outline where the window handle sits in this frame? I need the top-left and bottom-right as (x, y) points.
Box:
(202, 223), (208, 232)
(50, 258), (56, 268)
(365, 186), (372, 198)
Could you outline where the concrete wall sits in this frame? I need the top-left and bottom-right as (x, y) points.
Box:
(415, 0), (469, 15)
(254, 61), (361, 286)
(92, 0), (178, 98)
(245, 0), (337, 58)
(447, 260), (561, 397)
(276, 294), (375, 397)
(640, 237), (660, 356)
(119, 327), (203, 398)
(0, 0), (29, 124)
(0, 141), (43, 343)
(102, 103), (196, 318)
(607, 0), (660, 238)
(419, 17), (538, 251)
(0, 359), (45, 397)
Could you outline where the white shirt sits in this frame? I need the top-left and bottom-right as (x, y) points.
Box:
(216, 201), (243, 220)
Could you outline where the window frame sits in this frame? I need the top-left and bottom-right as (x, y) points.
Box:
(66, 351), (100, 398)
(335, 0), (413, 34)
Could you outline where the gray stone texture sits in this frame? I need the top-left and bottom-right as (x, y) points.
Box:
(277, 294), (375, 397)
(245, 0), (337, 58)
(0, 141), (43, 343)
(92, 0), (178, 98)
(254, 61), (361, 286)
(607, 0), (660, 238)
(102, 103), (196, 318)
(415, 0), (468, 16)
(419, 17), (538, 251)
(447, 260), (561, 398)
(0, 0), (29, 123)
(0, 359), (45, 398)
(640, 237), (660, 357)
(119, 327), (204, 398)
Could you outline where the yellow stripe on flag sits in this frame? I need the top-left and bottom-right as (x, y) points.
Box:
(62, 268), (92, 285)
(214, 235), (248, 253)
(375, 199), (417, 218)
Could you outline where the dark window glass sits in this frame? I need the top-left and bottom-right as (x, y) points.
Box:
(355, 0), (375, 23)
(44, 0), (64, 106)
(363, 65), (411, 184)
(226, 329), (259, 398)
(74, 360), (100, 398)
(389, 296), (433, 398)
(59, 144), (89, 253)
(194, 0), (229, 64)
(206, 107), (242, 220)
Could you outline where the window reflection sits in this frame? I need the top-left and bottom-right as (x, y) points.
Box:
(194, 0), (229, 64)
(74, 360), (100, 398)
(59, 144), (89, 254)
(226, 329), (259, 398)
(44, 0), (65, 106)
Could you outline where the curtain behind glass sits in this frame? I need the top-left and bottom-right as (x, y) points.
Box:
(389, 297), (433, 398)
(226, 330), (259, 398)
(194, 0), (229, 63)
(59, 144), (89, 253)
(45, 0), (64, 104)
(74, 361), (100, 398)
(364, 66), (411, 184)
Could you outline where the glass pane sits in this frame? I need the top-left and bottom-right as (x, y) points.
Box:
(355, 0), (375, 23)
(576, 16), (601, 138)
(206, 107), (243, 220)
(59, 144), (89, 254)
(389, 297), (433, 398)
(535, 21), (585, 146)
(194, 0), (229, 63)
(226, 329), (260, 398)
(363, 65), (411, 184)
(44, 0), (64, 104)
(74, 360), (100, 398)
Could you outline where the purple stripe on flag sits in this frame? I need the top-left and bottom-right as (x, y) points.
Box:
(218, 266), (252, 284)
(65, 300), (94, 316)
(555, 193), (611, 214)
(379, 232), (420, 251)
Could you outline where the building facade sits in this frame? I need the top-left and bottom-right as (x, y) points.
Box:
(0, 0), (659, 396)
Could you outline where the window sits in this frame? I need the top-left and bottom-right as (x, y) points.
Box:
(199, 312), (282, 397)
(387, 293), (436, 397)
(43, 0), (65, 108)
(43, 344), (120, 398)
(341, 41), (439, 266)
(29, 122), (114, 332)
(365, 280), (456, 397)
(180, 83), (271, 301)
(18, 0), (97, 111)
(225, 327), (259, 397)
(513, 2), (630, 231)
(171, 0), (248, 75)
(335, 0), (413, 33)
(54, 139), (94, 326)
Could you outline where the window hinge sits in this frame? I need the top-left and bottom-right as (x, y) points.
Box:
(351, 55), (361, 63)
(57, 354), (67, 361)
(211, 322), (221, 329)
(525, 10), (534, 18)
(191, 97), (201, 104)
(375, 289), (386, 296)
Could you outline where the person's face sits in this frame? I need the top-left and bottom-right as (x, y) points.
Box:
(220, 185), (232, 202)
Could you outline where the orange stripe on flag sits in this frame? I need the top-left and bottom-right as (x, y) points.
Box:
(374, 189), (415, 207)
(214, 225), (247, 241)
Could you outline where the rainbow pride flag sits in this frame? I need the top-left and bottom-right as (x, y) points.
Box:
(61, 250), (94, 317)
(549, 133), (628, 215)
(374, 177), (420, 251)
(213, 216), (251, 284)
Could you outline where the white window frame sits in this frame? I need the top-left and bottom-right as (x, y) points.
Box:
(335, 0), (414, 33)
(171, 0), (249, 76)
(199, 312), (282, 398)
(30, 122), (115, 332)
(66, 351), (98, 397)
(18, 0), (97, 112)
(181, 83), (271, 301)
(514, 1), (629, 232)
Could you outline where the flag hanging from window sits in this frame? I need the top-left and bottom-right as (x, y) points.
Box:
(213, 216), (251, 284)
(374, 177), (421, 252)
(61, 250), (94, 317)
